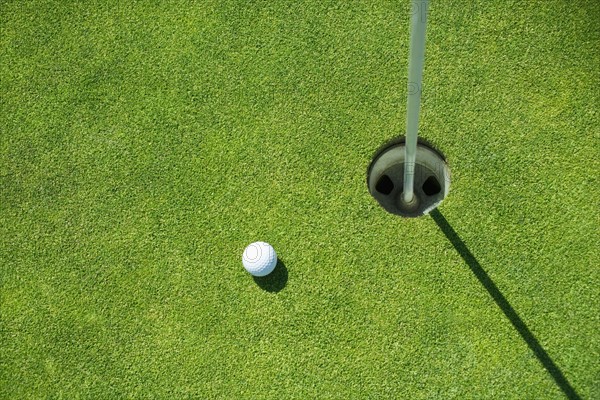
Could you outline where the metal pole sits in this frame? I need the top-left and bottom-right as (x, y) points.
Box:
(403, 0), (428, 204)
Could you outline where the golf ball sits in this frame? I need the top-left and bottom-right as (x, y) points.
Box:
(242, 242), (277, 277)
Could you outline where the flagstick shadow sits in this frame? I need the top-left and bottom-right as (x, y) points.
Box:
(430, 209), (580, 400)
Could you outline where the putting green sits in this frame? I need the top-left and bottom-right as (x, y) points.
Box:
(1, 1), (598, 398)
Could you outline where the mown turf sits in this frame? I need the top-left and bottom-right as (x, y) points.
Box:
(1, 0), (599, 398)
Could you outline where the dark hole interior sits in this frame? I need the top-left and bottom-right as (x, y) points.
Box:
(422, 176), (441, 196)
(375, 175), (394, 195)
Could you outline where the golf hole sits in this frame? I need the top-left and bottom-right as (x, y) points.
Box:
(367, 137), (450, 218)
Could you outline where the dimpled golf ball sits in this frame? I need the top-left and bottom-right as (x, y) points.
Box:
(242, 242), (277, 277)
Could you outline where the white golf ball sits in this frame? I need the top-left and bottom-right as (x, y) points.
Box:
(242, 242), (277, 277)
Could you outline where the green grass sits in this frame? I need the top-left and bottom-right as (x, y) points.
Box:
(1, 0), (599, 398)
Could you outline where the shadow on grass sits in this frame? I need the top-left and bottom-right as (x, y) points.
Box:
(253, 259), (288, 293)
(430, 209), (581, 400)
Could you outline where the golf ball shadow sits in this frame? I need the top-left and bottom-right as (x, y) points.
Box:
(252, 258), (288, 293)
